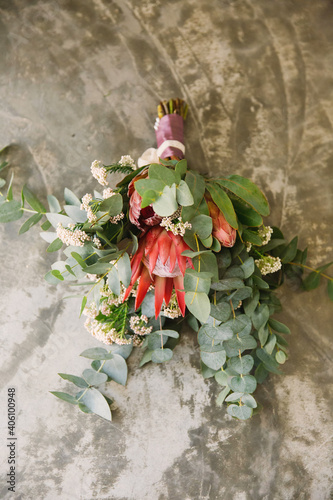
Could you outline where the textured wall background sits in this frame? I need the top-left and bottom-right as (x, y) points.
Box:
(0, 1), (332, 499)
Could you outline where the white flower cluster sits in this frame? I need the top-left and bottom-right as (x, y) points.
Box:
(255, 255), (282, 275)
(91, 160), (108, 186)
(93, 236), (102, 249)
(129, 315), (152, 336)
(103, 187), (115, 199)
(160, 216), (192, 237)
(84, 317), (131, 345)
(100, 283), (126, 307)
(86, 273), (99, 281)
(245, 242), (252, 252)
(56, 223), (91, 247)
(258, 226), (273, 246)
(119, 155), (136, 169)
(110, 212), (125, 224)
(81, 193), (97, 223)
(83, 302), (98, 318)
(162, 292), (182, 318)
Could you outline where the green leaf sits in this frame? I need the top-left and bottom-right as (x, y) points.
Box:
(242, 394), (257, 408)
(139, 349), (153, 367)
(41, 220), (52, 231)
(151, 348), (173, 363)
(275, 350), (287, 364)
(303, 271), (321, 291)
(82, 369), (108, 386)
(148, 163), (178, 186)
(84, 262), (112, 274)
(175, 159), (187, 178)
(216, 175), (270, 216)
(256, 348), (282, 374)
(184, 268), (212, 294)
(198, 324), (233, 345)
(107, 343), (133, 360)
(265, 333), (276, 354)
(215, 370), (229, 386)
(252, 304), (270, 330)
(185, 291), (211, 323)
(231, 198), (263, 227)
(258, 325), (269, 347)
(64, 205), (88, 223)
(176, 180), (194, 206)
(216, 387), (231, 406)
(241, 258), (255, 279)
(206, 182), (238, 229)
(0, 200), (23, 222)
(327, 280), (333, 301)
(210, 278), (244, 291)
(51, 269), (64, 281)
(181, 171), (208, 221)
(210, 302), (231, 322)
(242, 229), (262, 246)
(229, 355), (254, 374)
(64, 187), (81, 206)
(80, 388), (112, 420)
(50, 391), (78, 405)
(227, 404), (253, 420)
(224, 335), (257, 357)
(152, 184), (178, 216)
(6, 172), (14, 200)
(65, 264), (75, 276)
(47, 194), (61, 213)
(191, 214), (213, 240)
(46, 212), (73, 229)
(102, 354), (128, 385)
(255, 363), (269, 383)
(194, 252), (219, 282)
(243, 288), (259, 315)
(280, 236), (298, 263)
(0, 178), (5, 188)
(19, 213), (43, 234)
(117, 252), (131, 287)
(229, 375), (257, 394)
(71, 251), (87, 268)
(79, 296), (87, 317)
(22, 185), (46, 213)
(153, 329), (179, 339)
(252, 275), (270, 289)
(268, 318), (291, 335)
(200, 345), (226, 370)
(261, 238), (286, 253)
(80, 347), (114, 360)
(58, 373), (88, 388)
(99, 193), (123, 215)
(47, 237), (63, 253)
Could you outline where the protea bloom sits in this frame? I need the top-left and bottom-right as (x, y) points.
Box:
(124, 226), (194, 318)
(128, 167), (162, 230)
(206, 194), (236, 247)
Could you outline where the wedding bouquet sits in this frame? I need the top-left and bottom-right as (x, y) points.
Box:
(0, 99), (331, 421)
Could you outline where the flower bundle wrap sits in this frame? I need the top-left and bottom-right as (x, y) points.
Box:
(0, 98), (332, 423)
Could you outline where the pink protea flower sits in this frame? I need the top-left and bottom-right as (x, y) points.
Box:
(206, 194), (236, 248)
(124, 226), (194, 318)
(128, 167), (162, 230)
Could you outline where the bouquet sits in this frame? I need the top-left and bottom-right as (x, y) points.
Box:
(0, 99), (332, 422)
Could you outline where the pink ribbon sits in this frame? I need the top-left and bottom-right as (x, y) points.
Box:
(155, 114), (185, 159)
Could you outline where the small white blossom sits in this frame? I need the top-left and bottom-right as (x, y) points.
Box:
(258, 226), (273, 246)
(93, 236), (102, 249)
(119, 155), (136, 169)
(129, 315), (152, 336)
(83, 302), (98, 319)
(81, 193), (97, 223)
(84, 317), (132, 346)
(91, 160), (108, 186)
(245, 242), (252, 252)
(56, 223), (91, 247)
(86, 273), (99, 281)
(103, 187), (115, 199)
(110, 212), (125, 224)
(162, 292), (182, 318)
(255, 255), (282, 275)
(160, 216), (192, 237)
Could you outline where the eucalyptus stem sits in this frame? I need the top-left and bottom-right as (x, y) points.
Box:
(288, 261), (333, 281)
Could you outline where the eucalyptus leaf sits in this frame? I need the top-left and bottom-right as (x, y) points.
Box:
(22, 185), (46, 213)
(64, 187), (81, 206)
(215, 370), (229, 386)
(50, 391), (78, 405)
(229, 375), (257, 394)
(151, 348), (173, 363)
(19, 213), (43, 234)
(82, 369), (108, 386)
(229, 355), (254, 374)
(64, 205), (88, 223)
(47, 238), (63, 253)
(206, 182), (238, 229)
(200, 344), (226, 370)
(268, 318), (291, 335)
(210, 278), (245, 291)
(80, 347), (113, 360)
(216, 387), (231, 406)
(227, 404), (253, 420)
(117, 252), (131, 287)
(47, 194), (61, 213)
(176, 180), (194, 206)
(0, 200), (23, 223)
(58, 373), (88, 388)
(185, 291), (210, 323)
(102, 354), (128, 385)
(216, 175), (270, 216)
(80, 388), (112, 420)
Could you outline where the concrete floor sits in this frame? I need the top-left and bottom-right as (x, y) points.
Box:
(0, 1), (333, 499)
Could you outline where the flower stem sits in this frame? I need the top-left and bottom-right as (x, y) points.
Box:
(288, 262), (333, 281)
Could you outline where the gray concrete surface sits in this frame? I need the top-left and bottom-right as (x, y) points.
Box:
(0, 1), (333, 499)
